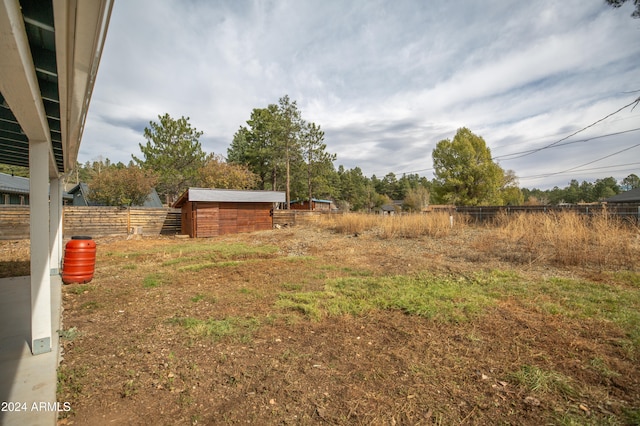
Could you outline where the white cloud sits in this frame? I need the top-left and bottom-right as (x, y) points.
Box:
(81, 0), (640, 189)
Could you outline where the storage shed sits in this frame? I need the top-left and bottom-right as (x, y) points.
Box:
(173, 188), (286, 237)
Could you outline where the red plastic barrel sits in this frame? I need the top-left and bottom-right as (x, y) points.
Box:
(62, 236), (96, 284)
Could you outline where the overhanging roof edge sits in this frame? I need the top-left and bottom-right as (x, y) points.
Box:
(0, 0), (57, 175)
(54, 0), (114, 173)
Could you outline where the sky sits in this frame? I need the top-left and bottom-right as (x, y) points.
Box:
(80, 0), (640, 190)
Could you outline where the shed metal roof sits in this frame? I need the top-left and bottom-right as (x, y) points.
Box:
(174, 188), (286, 208)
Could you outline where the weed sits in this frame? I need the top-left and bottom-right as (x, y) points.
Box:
(178, 392), (193, 406)
(121, 379), (137, 398)
(57, 327), (79, 340)
(57, 365), (86, 399)
(80, 301), (100, 312)
(190, 294), (205, 302)
(67, 284), (94, 295)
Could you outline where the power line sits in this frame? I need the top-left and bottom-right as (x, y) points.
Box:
(378, 127), (640, 177)
(493, 127), (640, 161)
(493, 96), (640, 161)
(371, 96), (640, 178)
(520, 162), (640, 181)
(519, 143), (640, 180)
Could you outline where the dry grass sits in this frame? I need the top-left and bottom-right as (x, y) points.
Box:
(317, 211), (464, 238)
(318, 210), (639, 270)
(491, 210), (638, 268)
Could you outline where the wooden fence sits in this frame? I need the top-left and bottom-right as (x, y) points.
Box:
(272, 210), (330, 227)
(3, 204), (638, 240)
(0, 206), (182, 240)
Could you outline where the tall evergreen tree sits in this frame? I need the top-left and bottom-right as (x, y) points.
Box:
(132, 114), (206, 204)
(301, 122), (336, 208)
(227, 95), (336, 207)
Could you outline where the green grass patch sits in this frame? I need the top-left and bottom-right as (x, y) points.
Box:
(142, 273), (164, 288)
(168, 316), (260, 342)
(190, 294), (205, 302)
(275, 270), (640, 349)
(178, 260), (241, 272)
(341, 267), (374, 277)
(79, 301), (101, 312)
(282, 255), (316, 262)
(282, 282), (303, 291)
(163, 241), (278, 259)
(161, 257), (192, 267)
(508, 365), (577, 397)
(277, 274), (495, 322)
(623, 408), (640, 425)
(524, 277), (640, 348)
(613, 270), (640, 288)
(276, 292), (325, 320)
(589, 357), (620, 379)
(67, 284), (95, 295)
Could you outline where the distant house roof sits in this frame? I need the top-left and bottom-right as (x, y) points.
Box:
(67, 183), (92, 205)
(0, 173), (72, 201)
(173, 188), (286, 208)
(290, 198), (332, 204)
(67, 182), (163, 207)
(0, 173), (29, 195)
(605, 188), (640, 203)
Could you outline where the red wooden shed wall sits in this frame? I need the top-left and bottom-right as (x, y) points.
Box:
(181, 201), (273, 237)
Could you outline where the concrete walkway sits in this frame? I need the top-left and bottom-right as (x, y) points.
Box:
(0, 275), (62, 426)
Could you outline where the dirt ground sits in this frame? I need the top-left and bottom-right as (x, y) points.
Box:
(2, 224), (639, 425)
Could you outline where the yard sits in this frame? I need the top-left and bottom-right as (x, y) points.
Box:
(2, 212), (640, 425)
